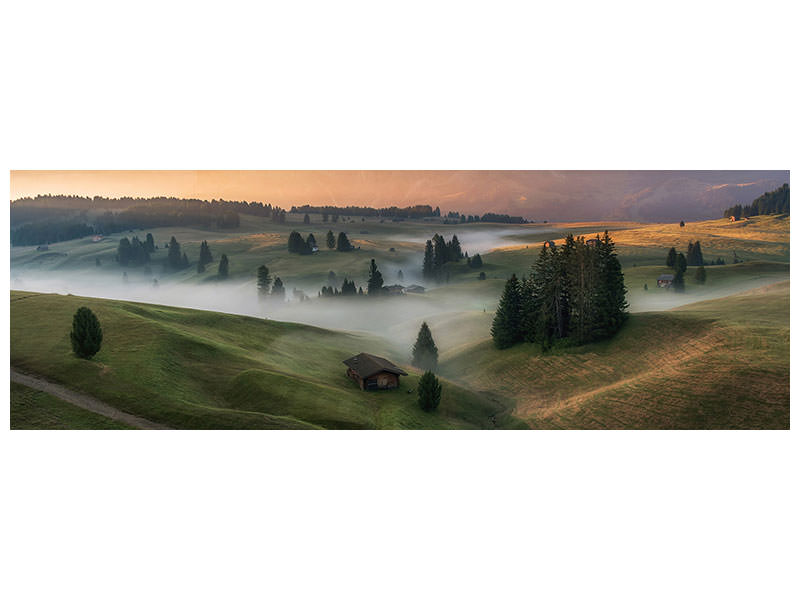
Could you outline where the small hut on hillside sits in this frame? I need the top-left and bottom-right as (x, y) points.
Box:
(343, 353), (408, 391)
(657, 274), (674, 288)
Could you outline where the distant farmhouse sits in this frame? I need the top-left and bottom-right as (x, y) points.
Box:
(384, 284), (405, 296)
(657, 274), (674, 288)
(404, 284), (425, 294)
(344, 353), (408, 390)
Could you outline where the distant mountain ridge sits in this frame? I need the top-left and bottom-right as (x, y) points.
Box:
(11, 171), (789, 222)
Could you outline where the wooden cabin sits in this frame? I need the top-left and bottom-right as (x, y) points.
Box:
(343, 353), (408, 391)
(384, 284), (405, 296)
(657, 274), (674, 288)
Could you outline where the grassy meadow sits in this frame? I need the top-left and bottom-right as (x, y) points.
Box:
(9, 213), (790, 429)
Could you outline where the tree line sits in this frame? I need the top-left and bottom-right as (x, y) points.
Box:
(491, 232), (628, 349)
(723, 183), (789, 219)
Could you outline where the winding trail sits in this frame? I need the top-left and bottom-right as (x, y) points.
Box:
(10, 368), (171, 430)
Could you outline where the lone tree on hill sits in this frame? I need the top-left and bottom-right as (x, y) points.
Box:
(70, 307), (103, 359)
(417, 370), (442, 412)
(257, 265), (272, 298)
(491, 274), (522, 349)
(680, 220), (685, 228)
(218, 254), (229, 278)
(303, 213), (310, 224)
(412, 321), (439, 371)
(367, 259), (384, 295)
(326, 230), (336, 249)
(306, 233), (317, 249)
(666, 247), (677, 267)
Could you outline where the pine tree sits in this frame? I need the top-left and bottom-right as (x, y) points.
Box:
(288, 231), (311, 254)
(470, 253), (483, 268)
(257, 265), (272, 298)
(367, 259), (384, 295)
(336, 232), (352, 252)
(491, 274), (522, 349)
(326, 230), (336, 249)
(411, 321), (439, 371)
(303, 213), (310, 224)
(667, 247), (677, 267)
(145, 233), (155, 253)
(218, 254), (229, 278)
(433, 234), (447, 280)
(397, 269), (404, 282)
(167, 236), (182, 270)
(694, 265), (707, 284)
(417, 371), (442, 412)
(680, 220), (685, 228)
(422, 240), (434, 279)
(675, 252), (687, 274)
(181, 252), (189, 268)
(199, 240), (213, 266)
(306, 233), (317, 249)
(70, 307), (103, 359)
(271, 277), (285, 300)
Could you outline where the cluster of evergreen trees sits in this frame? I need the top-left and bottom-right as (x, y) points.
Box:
(466, 253), (483, 268)
(167, 236), (190, 270)
(422, 234), (464, 281)
(256, 265), (284, 300)
(320, 278), (362, 297)
(116, 233), (156, 266)
(197, 240), (213, 273)
(287, 231), (319, 254)
(491, 232), (628, 349)
(723, 184), (789, 219)
(686, 241), (704, 266)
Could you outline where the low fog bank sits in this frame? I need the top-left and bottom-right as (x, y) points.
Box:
(627, 274), (790, 312)
(385, 226), (559, 254)
(10, 269), (500, 357)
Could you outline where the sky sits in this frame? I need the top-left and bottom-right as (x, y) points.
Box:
(10, 170), (789, 222)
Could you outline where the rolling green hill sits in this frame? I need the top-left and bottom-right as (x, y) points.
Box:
(10, 291), (525, 430)
(440, 281), (789, 429)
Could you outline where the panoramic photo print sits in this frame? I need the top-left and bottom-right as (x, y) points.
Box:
(9, 170), (790, 429)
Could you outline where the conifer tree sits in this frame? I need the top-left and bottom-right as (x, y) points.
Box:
(423, 240), (434, 279)
(199, 240), (213, 266)
(673, 269), (685, 292)
(470, 253), (483, 268)
(257, 265), (272, 298)
(675, 252), (687, 274)
(336, 231), (353, 252)
(167, 236), (182, 270)
(367, 259), (384, 295)
(271, 276), (285, 300)
(70, 307), (103, 359)
(417, 371), (442, 412)
(326, 230), (336, 249)
(397, 269), (404, 282)
(145, 233), (155, 253)
(411, 321), (439, 371)
(218, 254), (229, 278)
(306, 233), (317, 249)
(182, 252), (189, 268)
(491, 274), (522, 349)
(667, 247), (677, 267)
(303, 213), (310, 224)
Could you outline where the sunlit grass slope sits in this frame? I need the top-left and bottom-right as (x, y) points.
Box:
(440, 281), (789, 429)
(10, 291), (525, 430)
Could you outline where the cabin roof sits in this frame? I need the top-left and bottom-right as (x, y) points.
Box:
(343, 353), (408, 378)
(658, 274), (675, 280)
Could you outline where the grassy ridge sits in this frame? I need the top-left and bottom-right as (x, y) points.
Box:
(10, 291), (525, 430)
(440, 281), (789, 429)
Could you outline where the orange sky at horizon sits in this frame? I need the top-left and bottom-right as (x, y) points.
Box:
(10, 171), (326, 208)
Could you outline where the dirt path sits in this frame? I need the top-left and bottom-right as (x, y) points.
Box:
(10, 368), (171, 430)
